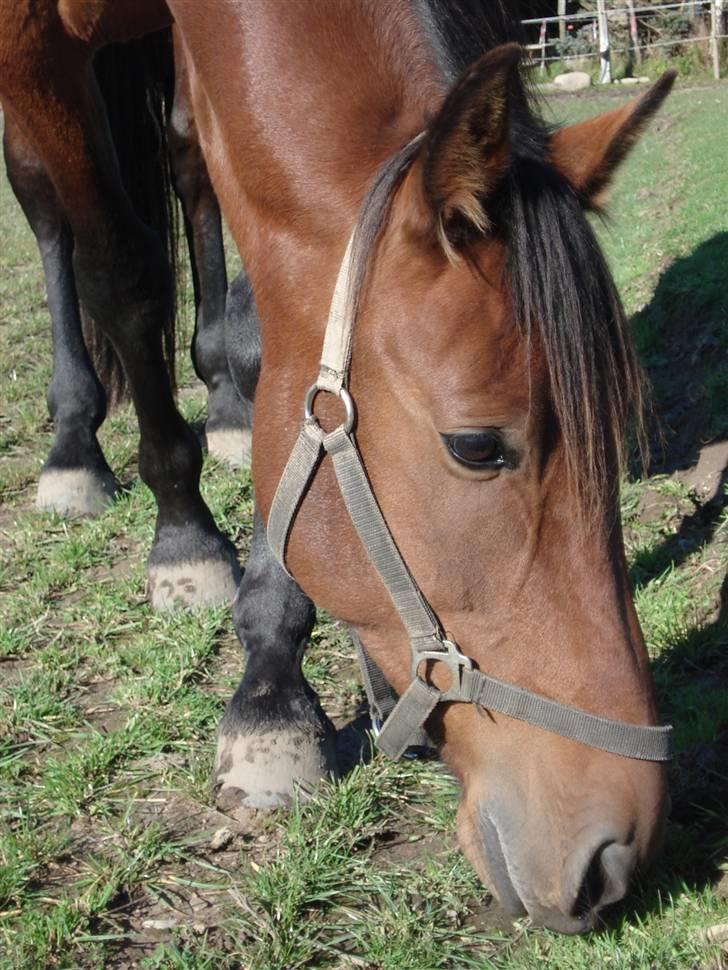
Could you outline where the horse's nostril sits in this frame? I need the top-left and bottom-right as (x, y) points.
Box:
(571, 840), (636, 920)
(599, 841), (636, 906)
(572, 845), (607, 919)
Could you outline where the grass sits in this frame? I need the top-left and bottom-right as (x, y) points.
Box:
(1, 81), (728, 968)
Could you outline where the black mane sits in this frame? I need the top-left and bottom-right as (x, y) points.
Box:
(350, 0), (645, 519)
(413, 0), (524, 79)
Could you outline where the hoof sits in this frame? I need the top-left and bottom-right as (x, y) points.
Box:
(205, 427), (252, 469)
(36, 467), (117, 517)
(147, 558), (241, 610)
(213, 728), (338, 811)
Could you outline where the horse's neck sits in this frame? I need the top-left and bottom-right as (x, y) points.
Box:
(228, 1), (439, 235)
(191, 0), (440, 343)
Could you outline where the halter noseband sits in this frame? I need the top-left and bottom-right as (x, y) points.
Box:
(266, 231), (672, 763)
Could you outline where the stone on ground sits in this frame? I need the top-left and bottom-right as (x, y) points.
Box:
(553, 71), (591, 92)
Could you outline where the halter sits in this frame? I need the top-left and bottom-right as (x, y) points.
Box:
(266, 232), (673, 763)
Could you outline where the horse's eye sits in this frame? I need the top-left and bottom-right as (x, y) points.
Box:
(443, 430), (505, 469)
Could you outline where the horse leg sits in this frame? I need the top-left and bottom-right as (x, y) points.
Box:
(167, 32), (251, 468)
(1, 42), (240, 610)
(214, 511), (337, 809)
(3, 116), (116, 516)
(213, 281), (329, 809)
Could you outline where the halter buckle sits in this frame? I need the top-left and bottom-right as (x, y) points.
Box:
(412, 639), (473, 702)
(304, 383), (355, 434)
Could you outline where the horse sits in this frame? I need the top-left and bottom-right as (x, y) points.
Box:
(0, 0), (675, 934)
(2, 25), (252, 524)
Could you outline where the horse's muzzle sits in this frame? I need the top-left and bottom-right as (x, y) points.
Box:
(480, 808), (639, 934)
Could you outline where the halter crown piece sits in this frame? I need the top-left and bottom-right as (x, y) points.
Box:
(266, 231), (673, 763)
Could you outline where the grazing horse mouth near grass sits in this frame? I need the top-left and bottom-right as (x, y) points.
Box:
(480, 808), (641, 933)
(480, 812), (529, 920)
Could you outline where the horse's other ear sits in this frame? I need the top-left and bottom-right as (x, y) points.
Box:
(419, 44), (522, 260)
(550, 71), (676, 206)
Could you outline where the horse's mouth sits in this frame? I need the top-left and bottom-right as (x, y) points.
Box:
(479, 810), (528, 918)
(479, 808), (602, 935)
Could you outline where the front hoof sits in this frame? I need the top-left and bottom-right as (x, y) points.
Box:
(205, 427), (252, 469)
(147, 557), (241, 610)
(213, 728), (338, 811)
(36, 467), (117, 517)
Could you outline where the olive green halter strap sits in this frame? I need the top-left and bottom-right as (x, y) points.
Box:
(266, 232), (673, 764)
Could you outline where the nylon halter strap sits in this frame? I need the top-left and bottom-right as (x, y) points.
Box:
(266, 233), (673, 764)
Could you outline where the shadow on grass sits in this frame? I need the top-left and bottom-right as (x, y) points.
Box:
(335, 707), (375, 776)
(616, 232), (728, 925)
(631, 231), (728, 475)
(620, 226), (728, 918)
(630, 460), (728, 590)
(611, 575), (728, 932)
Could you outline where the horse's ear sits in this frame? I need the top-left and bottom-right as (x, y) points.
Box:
(419, 44), (522, 260)
(550, 71), (676, 205)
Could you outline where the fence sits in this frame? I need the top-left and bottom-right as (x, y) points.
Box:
(522, 0), (727, 80)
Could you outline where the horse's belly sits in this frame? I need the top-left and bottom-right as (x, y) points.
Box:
(58, 0), (172, 46)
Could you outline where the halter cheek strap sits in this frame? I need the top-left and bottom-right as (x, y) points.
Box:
(266, 233), (673, 764)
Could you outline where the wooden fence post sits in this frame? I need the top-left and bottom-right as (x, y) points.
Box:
(597, 0), (611, 83)
(710, 0), (721, 79)
(626, 0), (642, 65)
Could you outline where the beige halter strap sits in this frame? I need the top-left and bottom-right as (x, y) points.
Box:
(266, 232), (673, 763)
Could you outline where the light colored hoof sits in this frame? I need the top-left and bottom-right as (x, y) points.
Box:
(205, 427), (252, 469)
(213, 728), (338, 811)
(36, 467), (117, 517)
(147, 559), (240, 611)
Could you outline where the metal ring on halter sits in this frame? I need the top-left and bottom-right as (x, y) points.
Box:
(413, 640), (473, 702)
(304, 383), (355, 434)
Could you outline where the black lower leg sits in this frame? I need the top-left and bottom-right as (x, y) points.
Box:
(73, 210), (240, 609)
(198, 264), (254, 468)
(214, 511), (337, 810)
(168, 108), (249, 466)
(4, 123), (115, 515)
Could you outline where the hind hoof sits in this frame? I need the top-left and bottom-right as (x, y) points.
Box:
(205, 427), (252, 469)
(36, 467), (117, 517)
